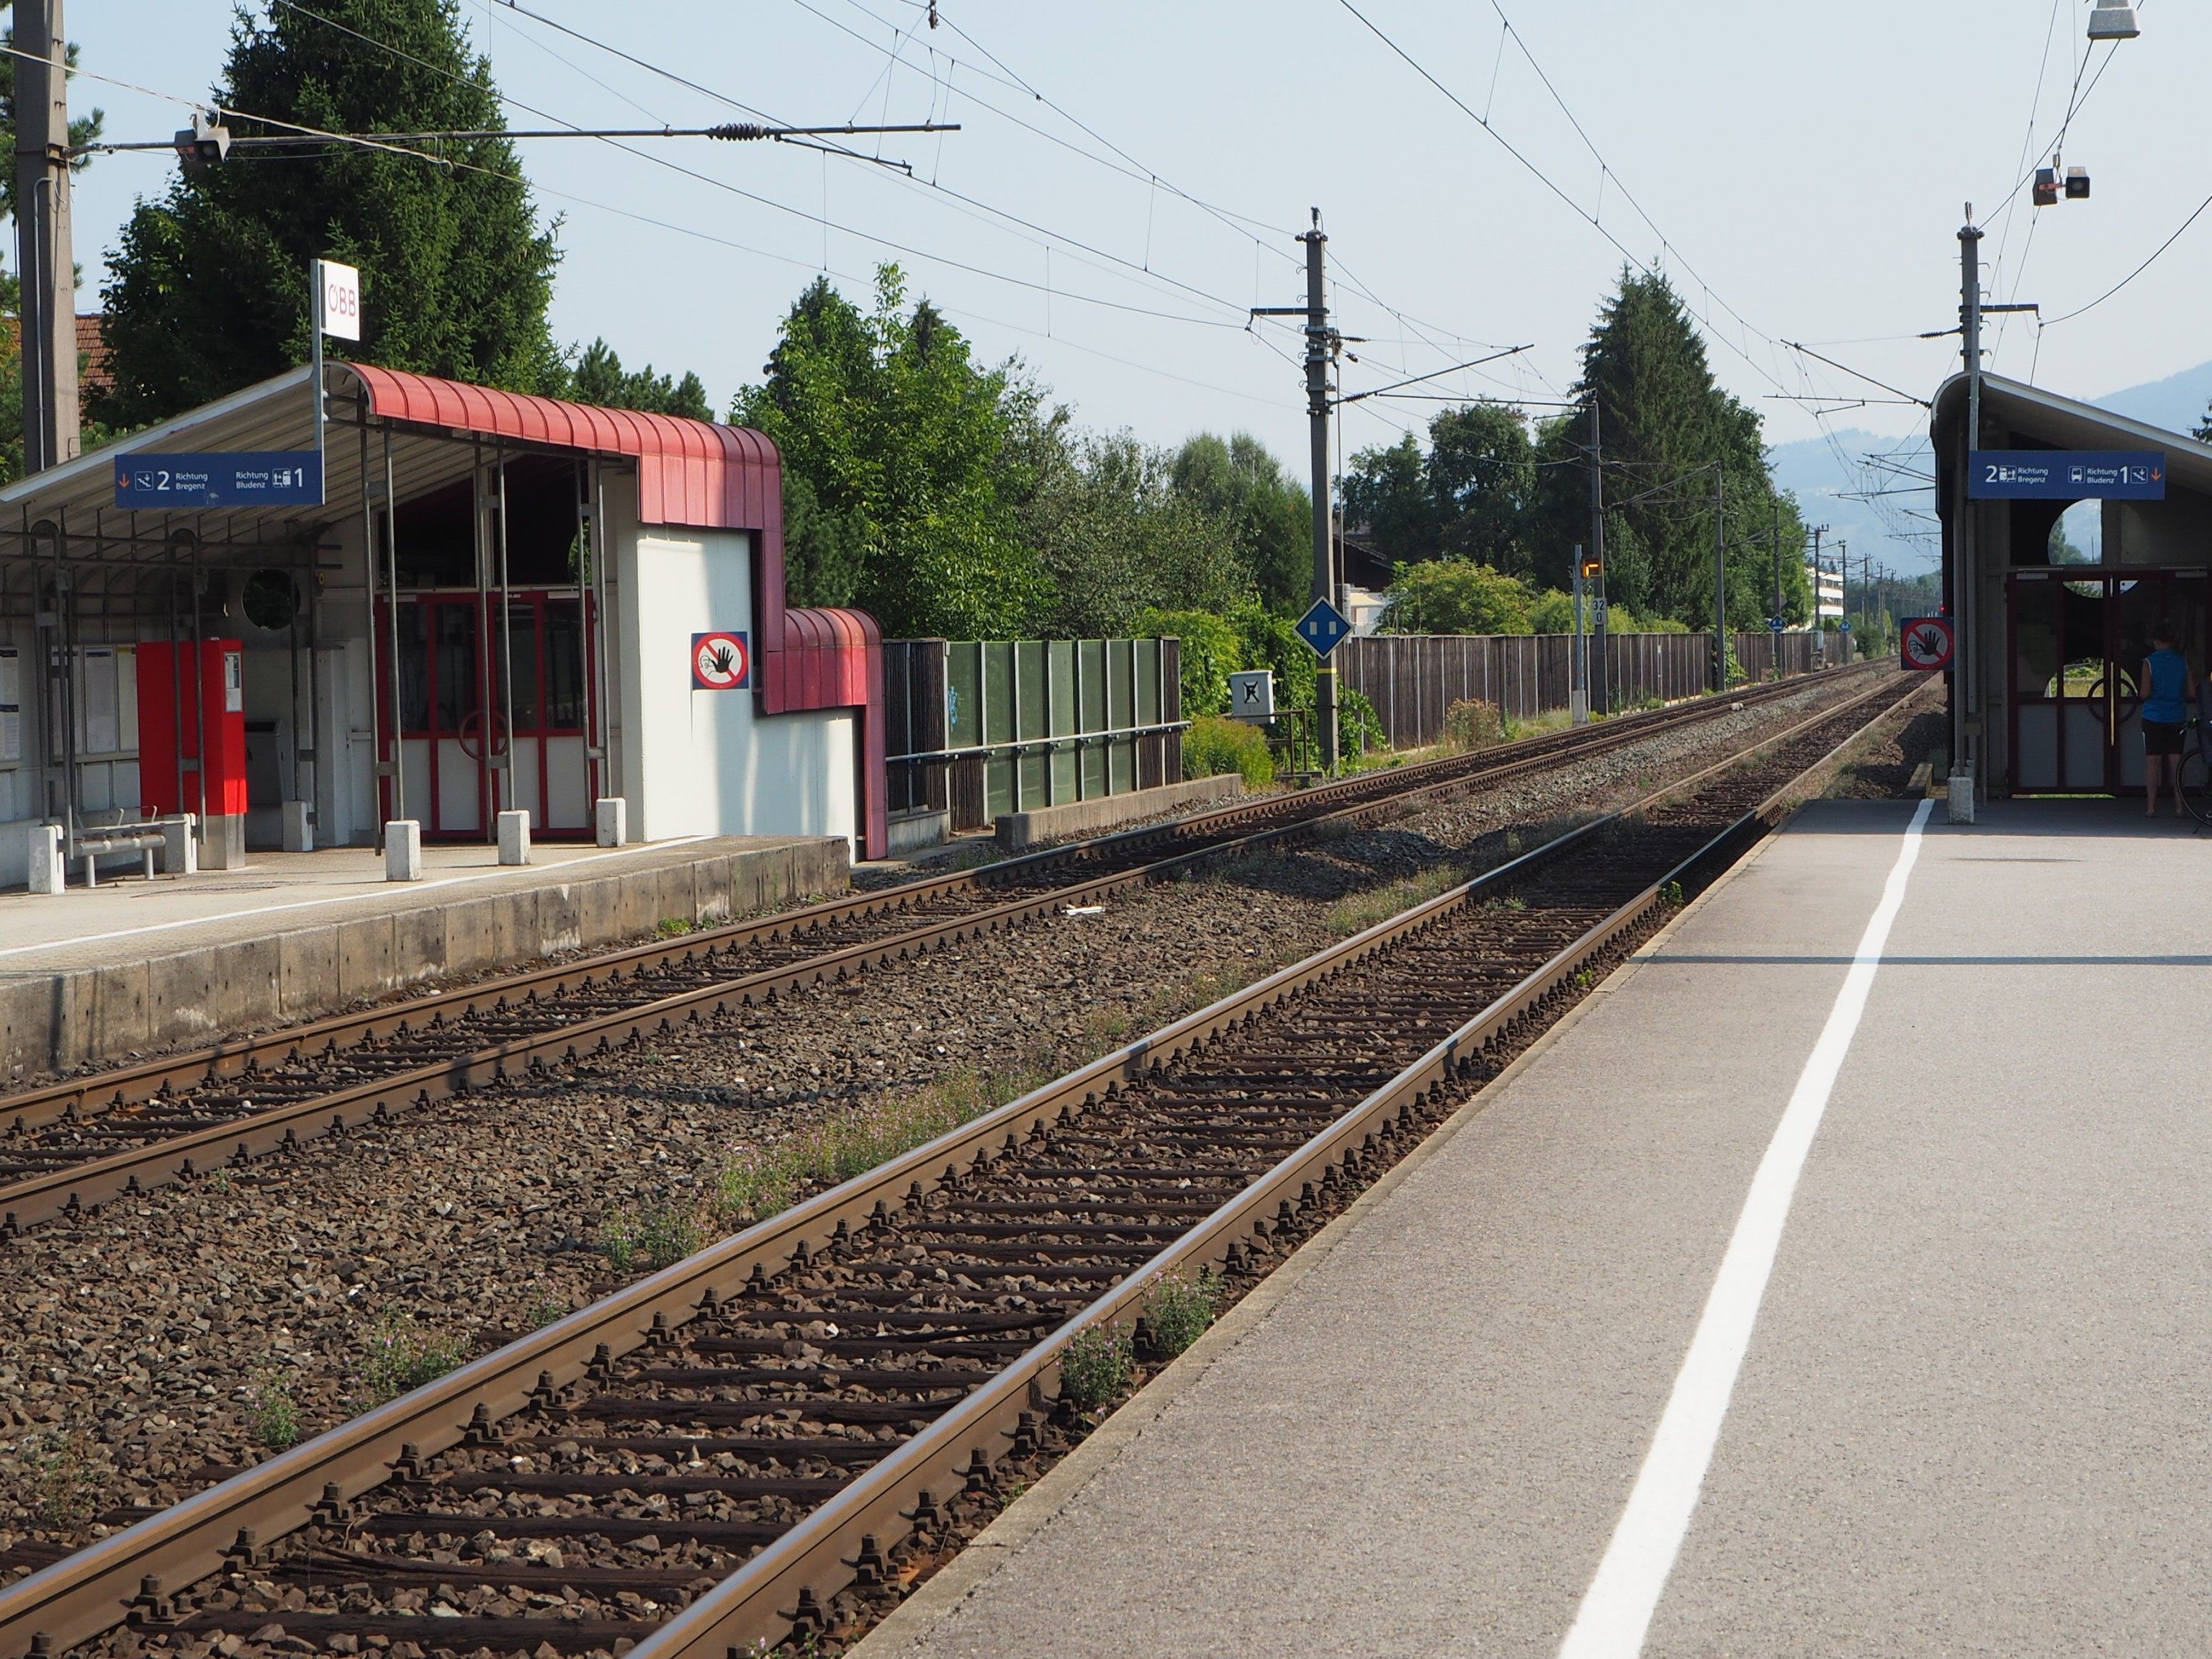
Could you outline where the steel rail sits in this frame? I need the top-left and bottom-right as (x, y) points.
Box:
(0, 671), (1916, 1659)
(1, 662), (1875, 1133)
(0, 667), (1882, 1238)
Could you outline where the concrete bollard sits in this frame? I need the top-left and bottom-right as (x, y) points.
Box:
(161, 814), (199, 876)
(595, 796), (627, 848)
(26, 822), (63, 895)
(497, 808), (531, 866)
(385, 819), (424, 882)
(1946, 770), (1976, 825)
(281, 799), (315, 853)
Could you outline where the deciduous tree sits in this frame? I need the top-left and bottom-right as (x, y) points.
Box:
(735, 266), (1043, 639)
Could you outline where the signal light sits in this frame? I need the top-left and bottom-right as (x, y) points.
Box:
(2033, 167), (2058, 208)
(174, 110), (231, 172)
(1578, 553), (1603, 583)
(2064, 166), (2091, 200)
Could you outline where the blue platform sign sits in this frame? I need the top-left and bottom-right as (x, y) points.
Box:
(114, 451), (324, 509)
(1968, 449), (2165, 500)
(1295, 598), (1352, 658)
(1768, 616), (1786, 632)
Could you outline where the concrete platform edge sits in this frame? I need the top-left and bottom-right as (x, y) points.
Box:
(846, 811), (1794, 1659)
(1, 837), (848, 1079)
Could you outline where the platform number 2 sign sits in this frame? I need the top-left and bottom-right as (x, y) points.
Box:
(692, 631), (751, 690)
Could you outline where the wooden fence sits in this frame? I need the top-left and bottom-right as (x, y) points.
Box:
(1335, 631), (1849, 750)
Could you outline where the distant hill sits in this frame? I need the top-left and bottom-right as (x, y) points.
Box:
(1767, 427), (1938, 576)
(2097, 360), (2212, 436)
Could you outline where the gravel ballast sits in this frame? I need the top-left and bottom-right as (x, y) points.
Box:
(0, 673), (1881, 1559)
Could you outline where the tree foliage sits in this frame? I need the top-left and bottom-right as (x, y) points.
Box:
(0, 29), (104, 225)
(94, 0), (562, 429)
(1569, 268), (1809, 629)
(1341, 270), (1812, 631)
(1340, 433), (1437, 571)
(562, 338), (709, 420)
(1381, 559), (1534, 635)
(1022, 430), (1244, 637)
(734, 266), (1043, 639)
(1341, 405), (1537, 580)
(1168, 432), (1310, 611)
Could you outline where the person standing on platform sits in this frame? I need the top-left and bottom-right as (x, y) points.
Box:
(2140, 621), (2196, 819)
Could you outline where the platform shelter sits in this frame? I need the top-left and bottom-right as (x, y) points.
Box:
(1934, 372), (2212, 802)
(0, 364), (886, 887)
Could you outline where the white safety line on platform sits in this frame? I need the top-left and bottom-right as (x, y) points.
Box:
(0, 835), (709, 963)
(1557, 797), (1936, 1659)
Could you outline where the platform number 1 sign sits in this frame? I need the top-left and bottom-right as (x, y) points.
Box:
(692, 631), (751, 690)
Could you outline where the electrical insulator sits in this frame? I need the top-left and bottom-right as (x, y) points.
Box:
(2087, 3), (2139, 41)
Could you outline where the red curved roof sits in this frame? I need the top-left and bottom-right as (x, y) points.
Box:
(343, 364), (781, 531)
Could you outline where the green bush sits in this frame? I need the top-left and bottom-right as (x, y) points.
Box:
(1339, 686), (1386, 756)
(1138, 606), (1244, 718)
(1382, 559), (1532, 634)
(1529, 588), (1578, 634)
(250, 1377), (300, 1450)
(1184, 715), (1273, 788)
(1229, 601), (1317, 711)
(1060, 1326), (1134, 1415)
(602, 1202), (703, 1273)
(361, 1316), (470, 1405)
(1439, 698), (1503, 753)
(1145, 1269), (1225, 1358)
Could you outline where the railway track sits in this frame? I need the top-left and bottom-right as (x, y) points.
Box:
(0, 664), (1881, 1241)
(0, 670), (1925, 1659)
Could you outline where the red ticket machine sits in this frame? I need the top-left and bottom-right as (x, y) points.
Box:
(137, 639), (248, 868)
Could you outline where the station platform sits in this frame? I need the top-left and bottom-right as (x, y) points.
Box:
(858, 798), (2212, 1658)
(0, 834), (847, 1081)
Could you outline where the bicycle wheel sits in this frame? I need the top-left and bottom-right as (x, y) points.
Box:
(2178, 733), (2212, 823)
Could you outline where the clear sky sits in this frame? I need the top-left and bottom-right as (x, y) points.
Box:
(49, 1), (2212, 572)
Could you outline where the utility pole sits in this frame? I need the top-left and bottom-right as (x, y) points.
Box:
(14, 0), (81, 473)
(1254, 212), (1339, 769)
(1955, 207), (1984, 809)
(1302, 217), (1337, 769)
(1586, 396), (1608, 715)
(1837, 537), (1849, 654)
(1711, 465), (1727, 691)
(1770, 496), (1783, 679)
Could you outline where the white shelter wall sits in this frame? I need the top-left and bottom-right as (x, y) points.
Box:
(612, 522), (857, 854)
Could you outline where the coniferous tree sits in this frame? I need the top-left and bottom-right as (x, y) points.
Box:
(1568, 269), (1808, 629)
(93, 0), (561, 429)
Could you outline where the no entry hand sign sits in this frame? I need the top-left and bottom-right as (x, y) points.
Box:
(692, 631), (750, 690)
(1899, 616), (1954, 673)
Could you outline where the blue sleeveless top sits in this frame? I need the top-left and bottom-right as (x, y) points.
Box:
(2144, 647), (2188, 724)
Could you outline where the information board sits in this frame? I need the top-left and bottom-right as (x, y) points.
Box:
(114, 452), (324, 508)
(1968, 450), (2165, 500)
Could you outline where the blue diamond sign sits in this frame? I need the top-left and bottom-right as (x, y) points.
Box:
(1295, 598), (1352, 658)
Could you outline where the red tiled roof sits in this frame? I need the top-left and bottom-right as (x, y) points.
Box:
(76, 315), (112, 396)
